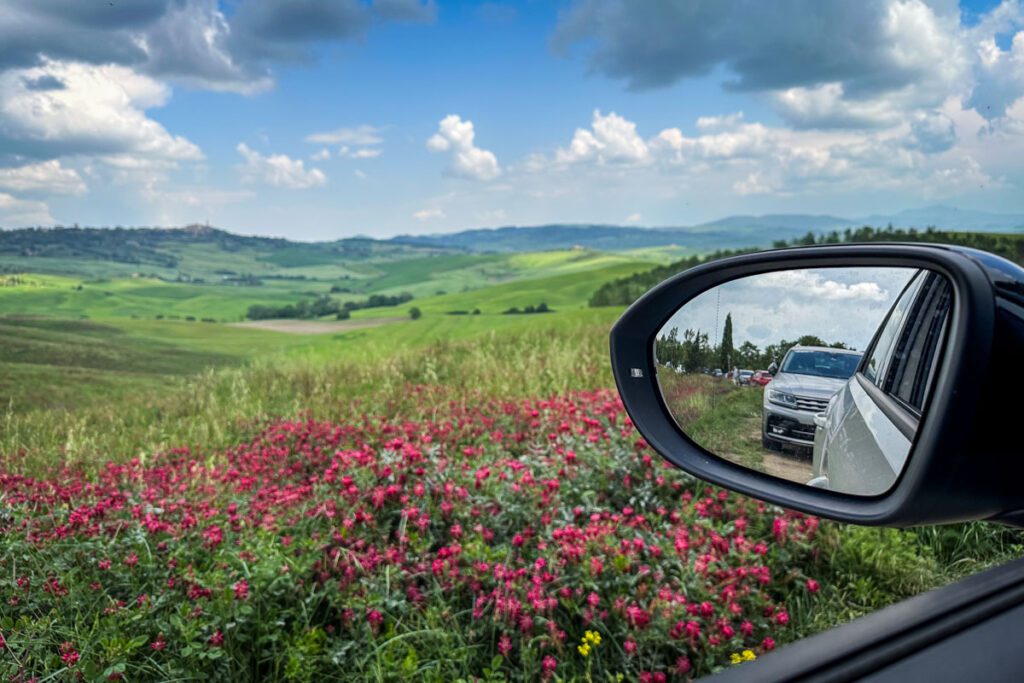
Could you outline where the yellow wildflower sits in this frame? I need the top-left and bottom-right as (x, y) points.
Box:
(583, 630), (602, 646)
(577, 643), (591, 657)
(731, 650), (758, 665)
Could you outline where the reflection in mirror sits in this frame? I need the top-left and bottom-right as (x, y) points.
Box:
(654, 267), (952, 496)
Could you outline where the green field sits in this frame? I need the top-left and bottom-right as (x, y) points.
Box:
(0, 250), (650, 320)
(0, 246), (646, 418)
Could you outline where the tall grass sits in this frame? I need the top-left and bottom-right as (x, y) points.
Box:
(1, 320), (612, 475)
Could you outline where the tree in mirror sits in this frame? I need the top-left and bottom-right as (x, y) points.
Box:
(653, 267), (951, 496)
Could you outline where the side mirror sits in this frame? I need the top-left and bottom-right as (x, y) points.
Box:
(610, 244), (1024, 527)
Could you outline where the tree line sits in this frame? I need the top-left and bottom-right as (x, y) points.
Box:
(656, 313), (850, 373)
(246, 292), (413, 321)
(590, 226), (1024, 307)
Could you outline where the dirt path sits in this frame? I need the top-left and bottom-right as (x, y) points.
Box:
(725, 422), (814, 484)
(761, 449), (814, 483)
(228, 317), (405, 334)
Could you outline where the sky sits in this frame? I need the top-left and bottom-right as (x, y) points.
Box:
(658, 267), (918, 352)
(3, 0), (1024, 239)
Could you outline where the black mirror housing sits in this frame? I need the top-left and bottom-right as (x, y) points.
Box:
(610, 243), (1024, 527)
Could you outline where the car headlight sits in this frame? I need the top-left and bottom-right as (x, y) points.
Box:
(768, 389), (799, 407)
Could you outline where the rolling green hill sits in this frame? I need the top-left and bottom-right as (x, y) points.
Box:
(0, 225), (452, 280)
(0, 240), (648, 416)
(0, 248), (649, 322)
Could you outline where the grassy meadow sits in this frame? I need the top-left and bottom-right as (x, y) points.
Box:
(0, 246), (643, 416)
(1, 233), (1022, 681)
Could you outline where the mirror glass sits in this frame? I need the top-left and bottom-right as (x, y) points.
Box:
(654, 266), (952, 496)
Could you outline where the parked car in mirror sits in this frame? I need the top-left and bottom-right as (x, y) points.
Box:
(762, 346), (863, 452)
(734, 369), (754, 386)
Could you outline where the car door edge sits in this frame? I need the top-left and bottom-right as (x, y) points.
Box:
(704, 555), (1024, 682)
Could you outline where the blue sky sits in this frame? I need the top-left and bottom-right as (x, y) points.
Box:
(3, 0), (1024, 239)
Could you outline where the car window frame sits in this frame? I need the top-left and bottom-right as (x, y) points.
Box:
(860, 269), (926, 386)
(883, 273), (953, 417)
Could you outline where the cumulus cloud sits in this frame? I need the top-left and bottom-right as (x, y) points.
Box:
(236, 143), (326, 189)
(0, 1), (162, 72)
(0, 161), (86, 196)
(0, 192), (56, 227)
(0, 0), (434, 94)
(555, 1), (962, 90)
(553, 0), (977, 131)
(754, 270), (891, 301)
(969, 29), (1024, 120)
(528, 107), (999, 200)
(413, 207), (446, 220)
(0, 61), (202, 163)
(904, 111), (958, 153)
(427, 115), (501, 180)
(555, 110), (650, 165)
(140, 0), (272, 95)
(310, 148), (332, 161)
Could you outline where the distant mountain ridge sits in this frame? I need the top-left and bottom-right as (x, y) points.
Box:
(389, 205), (1024, 252)
(3, 206), (1023, 270)
(388, 223), (816, 253)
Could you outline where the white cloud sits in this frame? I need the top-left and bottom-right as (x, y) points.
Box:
(236, 143), (326, 189)
(0, 192), (55, 226)
(772, 83), (907, 130)
(350, 148), (382, 159)
(306, 125), (383, 146)
(0, 60), (202, 163)
(413, 206), (446, 220)
(310, 148), (331, 161)
(528, 106), (1003, 200)
(754, 270), (890, 302)
(970, 29), (1024, 120)
(624, 212), (642, 223)
(555, 110), (650, 165)
(427, 115), (501, 180)
(0, 160), (86, 195)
